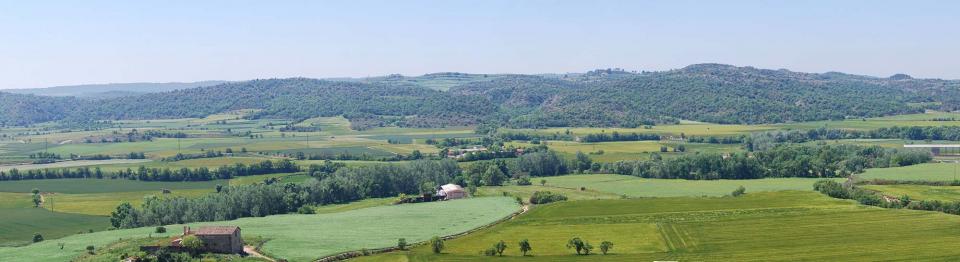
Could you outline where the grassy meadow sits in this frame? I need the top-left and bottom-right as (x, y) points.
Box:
(858, 163), (960, 181)
(540, 174), (839, 197)
(0, 197), (520, 262)
(359, 191), (960, 261)
(0, 193), (109, 247)
(861, 184), (960, 202)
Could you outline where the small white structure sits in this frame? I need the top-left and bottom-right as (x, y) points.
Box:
(437, 184), (466, 200)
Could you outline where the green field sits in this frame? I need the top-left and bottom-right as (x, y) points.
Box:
(0, 179), (221, 194)
(0, 197), (520, 262)
(515, 140), (743, 162)
(0, 193), (109, 247)
(858, 163), (960, 181)
(44, 189), (214, 216)
(540, 174), (839, 197)
(360, 191), (960, 261)
(862, 184), (960, 202)
(0, 159), (152, 172)
(477, 185), (621, 203)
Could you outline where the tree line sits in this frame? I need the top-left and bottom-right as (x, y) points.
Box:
(603, 144), (931, 180)
(110, 159), (462, 228)
(0, 159), (299, 181)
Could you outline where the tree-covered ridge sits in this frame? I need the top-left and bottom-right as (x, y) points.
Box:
(1, 64), (958, 128)
(0, 92), (82, 126)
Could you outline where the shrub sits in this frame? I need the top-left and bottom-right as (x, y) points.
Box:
(600, 241), (614, 255)
(397, 238), (407, 250)
(430, 236), (444, 254)
(155, 226), (166, 233)
(731, 186), (746, 197)
(529, 191), (568, 204)
(482, 248), (497, 256)
(518, 239), (532, 256)
(494, 240), (507, 256)
(516, 176), (532, 186)
(32, 233), (43, 243)
(566, 237), (585, 255)
(181, 235), (203, 250)
(297, 205), (316, 214)
(86, 245), (95, 254)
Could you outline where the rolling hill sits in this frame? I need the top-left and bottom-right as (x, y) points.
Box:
(1, 64), (957, 128)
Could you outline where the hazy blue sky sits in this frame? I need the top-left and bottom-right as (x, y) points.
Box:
(2, 0), (958, 88)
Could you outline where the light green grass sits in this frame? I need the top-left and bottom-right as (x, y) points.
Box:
(541, 174), (839, 197)
(858, 163), (960, 181)
(358, 191), (960, 261)
(0, 159), (152, 172)
(477, 185), (621, 203)
(861, 184), (960, 202)
(509, 140), (743, 162)
(44, 189), (214, 216)
(0, 193), (109, 247)
(0, 179), (221, 194)
(0, 197), (520, 262)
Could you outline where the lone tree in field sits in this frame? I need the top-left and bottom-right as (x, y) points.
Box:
(566, 237), (585, 255)
(397, 238), (407, 250)
(155, 226), (166, 233)
(85, 245), (95, 254)
(430, 236), (444, 254)
(32, 233), (43, 243)
(32, 194), (41, 207)
(600, 241), (614, 255)
(494, 240), (507, 256)
(540, 179), (546, 186)
(518, 239), (532, 256)
(731, 185), (746, 197)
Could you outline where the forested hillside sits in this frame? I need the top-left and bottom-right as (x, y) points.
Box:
(1, 64), (957, 128)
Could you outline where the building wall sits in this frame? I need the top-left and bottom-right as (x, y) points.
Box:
(197, 232), (242, 253)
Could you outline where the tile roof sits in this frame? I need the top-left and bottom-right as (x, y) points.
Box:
(196, 226), (239, 235)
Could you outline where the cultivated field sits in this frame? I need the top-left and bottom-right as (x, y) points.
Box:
(0, 193), (108, 247)
(861, 184), (960, 202)
(858, 163), (960, 181)
(359, 191), (960, 261)
(540, 174), (838, 197)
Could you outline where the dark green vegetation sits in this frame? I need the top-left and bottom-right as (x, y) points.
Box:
(109, 160), (462, 228)
(3, 64), (960, 128)
(606, 144), (931, 180)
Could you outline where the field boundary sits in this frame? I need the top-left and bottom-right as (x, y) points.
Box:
(314, 201), (527, 262)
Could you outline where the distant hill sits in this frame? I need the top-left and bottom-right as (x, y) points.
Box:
(1, 81), (228, 98)
(1, 64), (958, 128)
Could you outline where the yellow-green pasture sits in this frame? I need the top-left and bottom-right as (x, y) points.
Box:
(540, 174), (840, 197)
(359, 191), (960, 261)
(862, 184), (960, 202)
(858, 163), (960, 181)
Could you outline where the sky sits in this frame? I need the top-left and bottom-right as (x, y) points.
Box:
(1, 0), (959, 89)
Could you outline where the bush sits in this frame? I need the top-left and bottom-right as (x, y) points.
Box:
(731, 186), (746, 197)
(32, 233), (43, 243)
(86, 245), (95, 254)
(430, 236), (444, 254)
(482, 248), (497, 256)
(397, 238), (407, 250)
(599, 241), (614, 255)
(181, 235), (203, 250)
(297, 205), (316, 214)
(155, 226), (167, 233)
(529, 191), (568, 204)
(515, 176), (532, 186)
